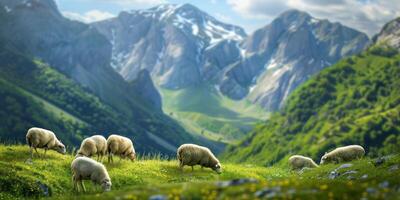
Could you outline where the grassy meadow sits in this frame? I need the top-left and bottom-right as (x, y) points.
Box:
(1, 145), (400, 199)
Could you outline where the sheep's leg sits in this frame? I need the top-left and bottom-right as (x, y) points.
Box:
(201, 166), (204, 171)
(44, 148), (47, 159)
(191, 166), (194, 172)
(34, 148), (39, 158)
(80, 181), (86, 192)
(30, 146), (33, 159)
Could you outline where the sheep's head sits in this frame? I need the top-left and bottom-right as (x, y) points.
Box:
(320, 152), (329, 165)
(101, 179), (112, 192)
(212, 163), (222, 174)
(128, 152), (136, 161)
(55, 142), (66, 154)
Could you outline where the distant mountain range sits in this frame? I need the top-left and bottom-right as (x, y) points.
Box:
(0, 0), (221, 154)
(93, 4), (370, 111)
(222, 18), (400, 165)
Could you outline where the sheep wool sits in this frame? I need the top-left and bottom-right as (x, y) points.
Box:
(76, 135), (107, 162)
(26, 127), (66, 158)
(320, 145), (365, 164)
(288, 155), (319, 170)
(177, 144), (222, 174)
(107, 134), (135, 163)
(71, 157), (112, 192)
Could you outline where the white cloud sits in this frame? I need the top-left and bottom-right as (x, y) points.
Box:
(226, 0), (400, 37)
(62, 10), (115, 23)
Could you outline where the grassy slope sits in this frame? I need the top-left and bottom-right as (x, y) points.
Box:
(160, 84), (269, 143)
(0, 45), (199, 153)
(222, 46), (400, 165)
(1, 145), (400, 200)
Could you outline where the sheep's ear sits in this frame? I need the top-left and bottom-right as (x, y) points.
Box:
(324, 152), (327, 155)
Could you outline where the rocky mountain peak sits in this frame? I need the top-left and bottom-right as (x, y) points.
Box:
(373, 17), (400, 49)
(1, 0), (61, 17)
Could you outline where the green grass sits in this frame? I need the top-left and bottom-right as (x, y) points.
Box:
(160, 84), (269, 143)
(1, 145), (400, 199)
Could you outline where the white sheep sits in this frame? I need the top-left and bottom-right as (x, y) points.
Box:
(107, 134), (135, 163)
(76, 135), (107, 162)
(177, 144), (222, 174)
(288, 155), (319, 170)
(320, 145), (365, 165)
(71, 156), (112, 192)
(26, 127), (66, 158)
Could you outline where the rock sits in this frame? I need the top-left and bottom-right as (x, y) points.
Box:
(328, 170), (340, 179)
(148, 195), (167, 200)
(379, 181), (389, 189)
(216, 178), (258, 187)
(366, 187), (377, 194)
(347, 175), (356, 180)
(336, 163), (353, 170)
(374, 157), (386, 167)
(25, 158), (33, 165)
(342, 170), (358, 176)
(388, 164), (399, 172)
(36, 181), (50, 197)
(254, 186), (281, 198)
(360, 174), (368, 180)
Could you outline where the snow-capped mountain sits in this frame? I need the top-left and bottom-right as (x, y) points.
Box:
(93, 5), (370, 111)
(92, 3), (246, 89)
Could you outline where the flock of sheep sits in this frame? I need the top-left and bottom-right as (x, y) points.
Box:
(25, 127), (366, 193)
(288, 145), (365, 170)
(25, 127), (222, 192)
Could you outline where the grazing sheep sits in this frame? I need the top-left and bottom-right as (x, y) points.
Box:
(26, 127), (66, 158)
(177, 144), (222, 174)
(320, 145), (365, 165)
(76, 135), (107, 162)
(71, 157), (112, 192)
(107, 134), (135, 163)
(288, 155), (319, 170)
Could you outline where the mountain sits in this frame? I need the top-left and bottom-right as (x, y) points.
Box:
(240, 10), (370, 110)
(94, 7), (369, 112)
(0, 0), (206, 154)
(373, 17), (400, 49)
(222, 20), (400, 165)
(93, 3), (246, 89)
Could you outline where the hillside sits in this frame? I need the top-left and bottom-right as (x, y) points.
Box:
(160, 84), (269, 143)
(0, 44), (197, 153)
(222, 46), (400, 165)
(0, 0), (202, 154)
(1, 145), (400, 199)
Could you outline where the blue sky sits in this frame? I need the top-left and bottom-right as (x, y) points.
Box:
(57, 0), (400, 37)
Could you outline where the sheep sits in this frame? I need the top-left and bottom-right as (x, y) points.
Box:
(288, 155), (319, 170)
(76, 135), (107, 162)
(26, 127), (66, 158)
(107, 134), (135, 163)
(71, 156), (112, 192)
(177, 144), (222, 174)
(320, 145), (365, 165)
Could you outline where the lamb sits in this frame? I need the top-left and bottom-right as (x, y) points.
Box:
(76, 135), (107, 162)
(107, 134), (135, 163)
(177, 144), (222, 174)
(288, 155), (319, 170)
(71, 157), (112, 192)
(26, 127), (66, 158)
(320, 145), (365, 165)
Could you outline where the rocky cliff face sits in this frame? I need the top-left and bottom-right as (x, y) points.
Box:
(374, 17), (400, 49)
(94, 6), (370, 111)
(92, 3), (246, 89)
(244, 10), (370, 111)
(129, 69), (162, 110)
